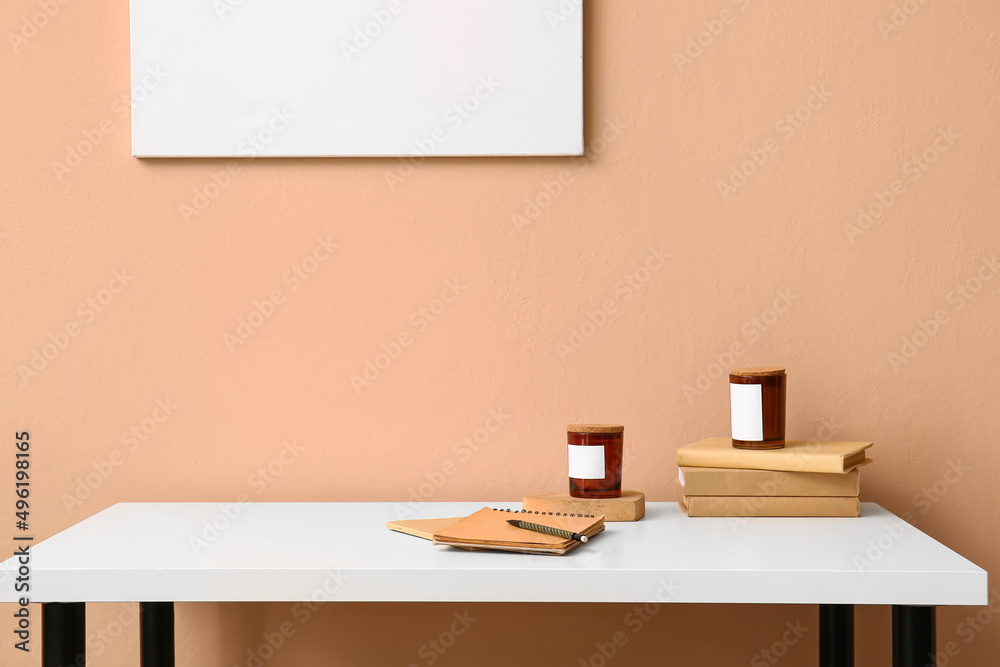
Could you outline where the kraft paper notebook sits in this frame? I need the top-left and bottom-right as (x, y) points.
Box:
(431, 508), (605, 555)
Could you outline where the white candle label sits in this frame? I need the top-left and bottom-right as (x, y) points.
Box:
(568, 444), (606, 479)
(731, 383), (764, 441)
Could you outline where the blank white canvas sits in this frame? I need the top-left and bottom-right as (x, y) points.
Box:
(129, 0), (584, 157)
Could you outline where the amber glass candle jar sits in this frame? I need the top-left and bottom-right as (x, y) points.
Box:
(568, 424), (624, 498)
(730, 368), (786, 449)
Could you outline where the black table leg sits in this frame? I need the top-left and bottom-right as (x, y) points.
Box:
(42, 602), (86, 667)
(820, 604), (854, 667)
(893, 605), (935, 667)
(140, 602), (175, 667)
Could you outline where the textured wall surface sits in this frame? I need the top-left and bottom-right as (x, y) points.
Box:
(3, 1), (999, 665)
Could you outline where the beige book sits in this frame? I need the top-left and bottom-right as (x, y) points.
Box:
(679, 466), (862, 497)
(676, 437), (872, 474)
(680, 495), (861, 517)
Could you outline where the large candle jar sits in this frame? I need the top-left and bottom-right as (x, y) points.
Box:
(568, 424), (624, 498)
(729, 368), (786, 449)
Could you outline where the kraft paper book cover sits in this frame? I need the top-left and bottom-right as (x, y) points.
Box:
(676, 437), (872, 474)
(680, 495), (861, 518)
(679, 466), (863, 497)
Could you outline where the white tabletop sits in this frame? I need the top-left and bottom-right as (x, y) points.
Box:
(0, 502), (986, 606)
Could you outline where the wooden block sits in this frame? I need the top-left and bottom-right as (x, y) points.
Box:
(522, 490), (646, 522)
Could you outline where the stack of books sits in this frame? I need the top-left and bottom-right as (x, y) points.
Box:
(676, 436), (873, 517)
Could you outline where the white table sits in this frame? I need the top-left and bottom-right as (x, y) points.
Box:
(0, 502), (987, 667)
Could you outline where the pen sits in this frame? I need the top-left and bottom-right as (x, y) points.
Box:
(507, 519), (589, 542)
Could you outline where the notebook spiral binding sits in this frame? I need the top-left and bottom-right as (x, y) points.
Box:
(490, 507), (596, 518)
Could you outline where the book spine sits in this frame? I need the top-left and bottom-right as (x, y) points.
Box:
(681, 495), (861, 517)
(679, 467), (860, 497)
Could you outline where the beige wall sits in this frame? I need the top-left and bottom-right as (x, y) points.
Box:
(3, 0), (998, 665)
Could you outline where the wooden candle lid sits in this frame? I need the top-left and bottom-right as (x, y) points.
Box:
(730, 367), (785, 377)
(567, 424), (624, 433)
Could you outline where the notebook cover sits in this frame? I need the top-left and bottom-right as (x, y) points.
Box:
(676, 437), (872, 474)
(386, 517), (463, 540)
(432, 508), (604, 555)
(680, 495), (861, 517)
(678, 466), (862, 497)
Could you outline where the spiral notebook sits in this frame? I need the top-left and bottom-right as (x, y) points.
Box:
(431, 507), (605, 555)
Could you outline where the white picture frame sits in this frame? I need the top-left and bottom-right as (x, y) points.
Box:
(129, 0), (584, 157)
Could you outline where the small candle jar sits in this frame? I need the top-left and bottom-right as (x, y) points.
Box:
(730, 368), (786, 449)
(567, 424), (624, 499)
